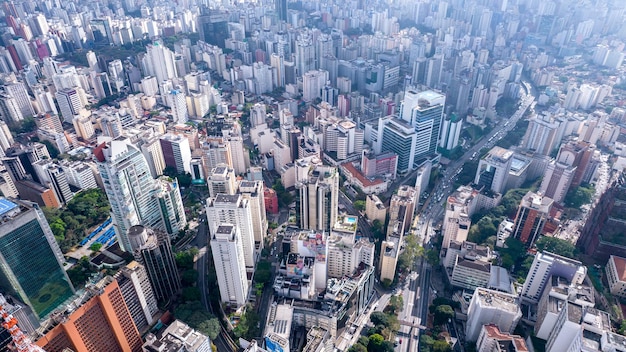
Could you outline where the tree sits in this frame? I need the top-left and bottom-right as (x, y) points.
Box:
(354, 200), (366, 212)
(182, 287), (201, 302)
(433, 340), (452, 352)
(387, 296), (403, 315)
(90, 242), (103, 251)
(420, 335), (435, 352)
(197, 318), (220, 340)
(564, 185), (594, 208)
(468, 217), (497, 244)
(433, 305), (455, 326)
(175, 249), (197, 270)
(40, 140), (60, 159)
(535, 236), (576, 258)
(348, 344), (368, 352)
(182, 269), (199, 286)
(254, 260), (272, 284)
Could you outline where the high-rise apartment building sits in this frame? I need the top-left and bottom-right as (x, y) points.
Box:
(521, 251), (586, 304)
(55, 88), (85, 123)
(387, 185), (417, 235)
(207, 194), (256, 270)
(95, 138), (163, 252)
(399, 89), (445, 162)
(142, 41), (177, 84)
(296, 164), (339, 232)
(521, 114), (561, 156)
(35, 276), (143, 352)
(166, 89), (188, 124)
(0, 198), (74, 318)
(113, 261), (158, 333)
(474, 147), (514, 194)
(327, 231), (375, 278)
(238, 180), (268, 247)
(140, 136), (166, 178)
(511, 192), (553, 247)
(442, 186), (477, 249)
(207, 164), (237, 197)
(211, 223), (249, 308)
(465, 288), (522, 342)
(160, 133), (192, 174)
(128, 225), (181, 302)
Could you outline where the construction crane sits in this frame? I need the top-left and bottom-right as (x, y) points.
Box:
(0, 294), (45, 352)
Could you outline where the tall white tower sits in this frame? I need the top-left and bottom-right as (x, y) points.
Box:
(210, 223), (249, 308)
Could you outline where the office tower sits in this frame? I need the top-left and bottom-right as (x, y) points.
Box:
(156, 176), (187, 236)
(0, 199), (74, 318)
(128, 226), (181, 302)
(44, 164), (73, 206)
(55, 88), (84, 123)
(142, 41), (177, 83)
(0, 121), (14, 150)
(399, 89), (445, 162)
(206, 165), (237, 197)
(521, 252), (586, 304)
(238, 180), (267, 247)
(166, 89), (188, 124)
(442, 186), (477, 249)
(474, 147), (514, 194)
(378, 116), (417, 173)
(159, 133), (192, 174)
(143, 320), (211, 351)
(35, 276), (143, 352)
(95, 138), (163, 252)
(275, 0), (287, 21)
(387, 185), (417, 235)
(465, 288), (522, 342)
(207, 194), (256, 270)
(140, 136), (166, 178)
(521, 114), (560, 155)
(210, 224), (249, 307)
(296, 164), (339, 232)
(511, 192), (553, 247)
(114, 261), (158, 333)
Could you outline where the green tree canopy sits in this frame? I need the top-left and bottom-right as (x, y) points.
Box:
(433, 305), (455, 326)
(354, 200), (366, 211)
(564, 185), (595, 208)
(535, 236), (576, 258)
(197, 318), (220, 340)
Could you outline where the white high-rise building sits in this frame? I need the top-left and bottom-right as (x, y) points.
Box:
(442, 186), (476, 249)
(55, 88), (86, 123)
(142, 42), (177, 84)
(159, 133), (192, 174)
(302, 70), (328, 102)
(62, 161), (98, 190)
(4, 81), (34, 118)
(466, 288), (522, 342)
(166, 90), (188, 124)
(250, 103), (267, 128)
(140, 137), (166, 178)
(207, 165), (237, 198)
(206, 194), (256, 270)
(474, 147), (514, 194)
(228, 136), (248, 175)
(399, 89), (445, 161)
(327, 231), (375, 278)
(238, 180), (267, 247)
(521, 251), (586, 304)
(95, 138), (164, 252)
(156, 176), (187, 236)
(210, 223), (249, 308)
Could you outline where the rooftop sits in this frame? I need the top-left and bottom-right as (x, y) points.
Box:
(610, 255), (626, 282)
(0, 198), (19, 217)
(474, 287), (520, 311)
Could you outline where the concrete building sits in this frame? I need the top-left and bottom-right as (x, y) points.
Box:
(296, 164), (339, 232)
(114, 261), (158, 333)
(211, 224), (249, 308)
(378, 116), (417, 173)
(0, 198), (74, 318)
(143, 320), (211, 352)
(476, 324), (529, 352)
(156, 176), (187, 236)
(475, 147), (514, 194)
(238, 180), (268, 247)
(35, 276), (142, 352)
(387, 185), (417, 235)
(399, 89), (445, 161)
(442, 186), (477, 249)
(511, 192), (553, 247)
(521, 252), (586, 304)
(128, 226), (181, 302)
(466, 288), (522, 342)
(327, 230), (375, 279)
(365, 194), (386, 223)
(606, 255), (626, 298)
(160, 133), (192, 174)
(206, 194), (256, 270)
(539, 160), (575, 204)
(379, 226), (401, 283)
(206, 165), (237, 197)
(140, 137), (166, 178)
(264, 303), (292, 352)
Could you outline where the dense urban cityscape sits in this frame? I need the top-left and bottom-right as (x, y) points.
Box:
(0, 0), (623, 351)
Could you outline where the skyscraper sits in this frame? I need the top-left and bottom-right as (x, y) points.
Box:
(238, 180), (268, 247)
(113, 261), (158, 333)
(128, 225), (181, 302)
(142, 41), (177, 84)
(156, 176), (187, 236)
(35, 276), (143, 352)
(296, 164), (339, 232)
(95, 138), (163, 252)
(275, 0), (287, 22)
(512, 192), (553, 247)
(206, 194), (256, 270)
(210, 223), (249, 308)
(160, 133), (192, 174)
(0, 198), (74, 318)
(399, 89), (446, 163)
(474, 147), (514, 194)
(378, 116), (417, 173)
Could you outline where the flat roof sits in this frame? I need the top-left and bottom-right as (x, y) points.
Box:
(0, 199), (18, 216)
